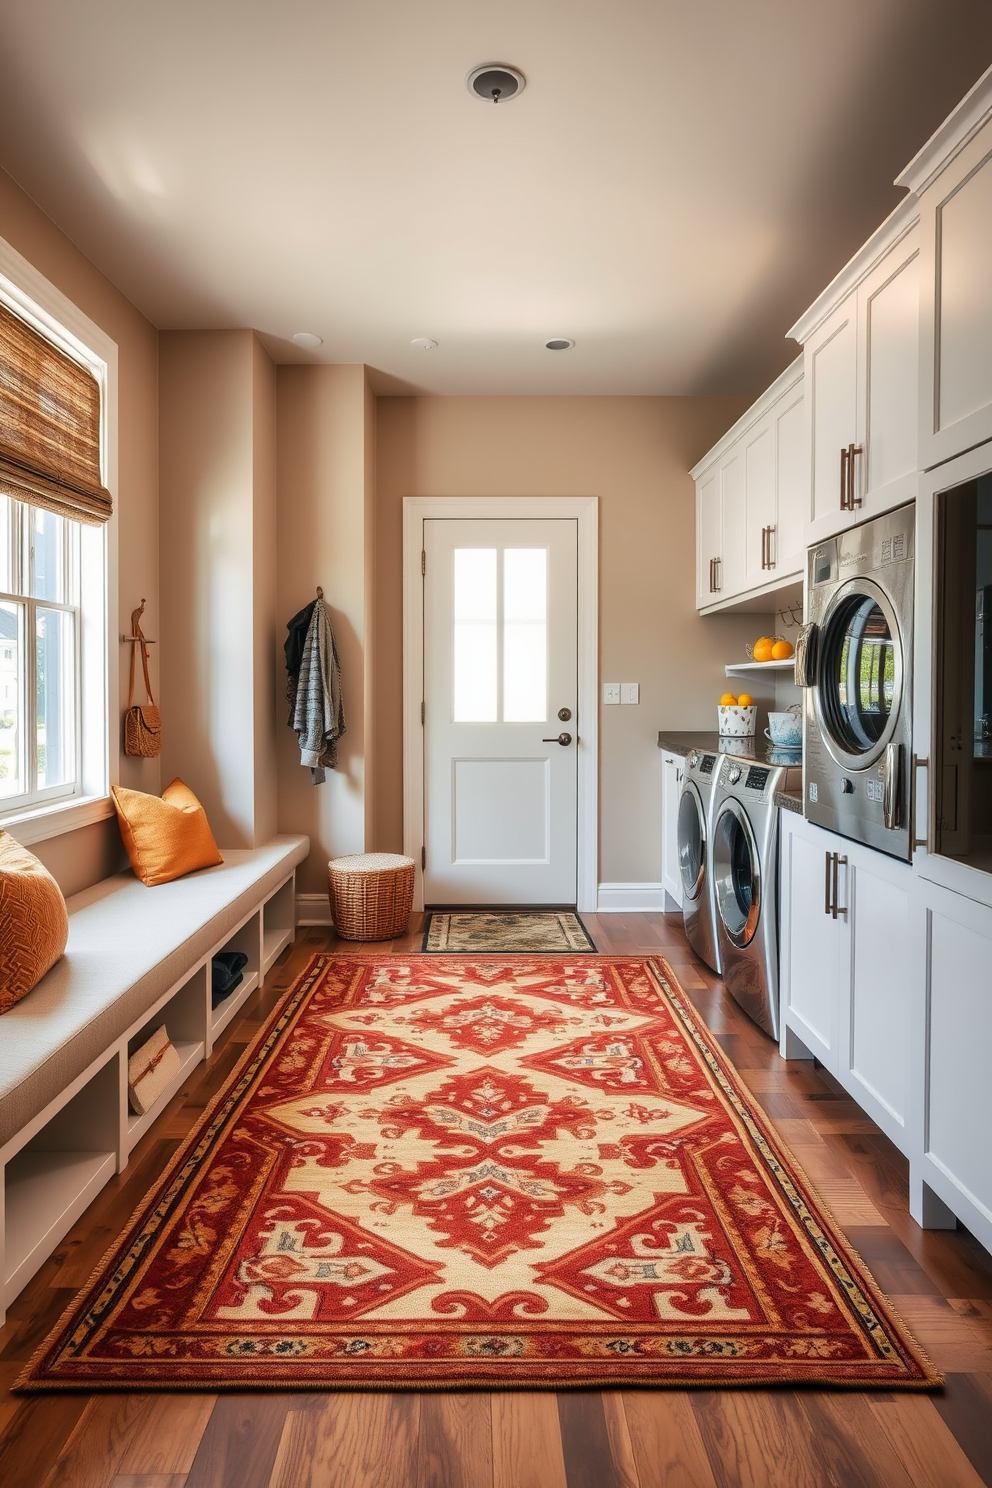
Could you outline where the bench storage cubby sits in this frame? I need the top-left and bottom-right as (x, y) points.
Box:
(0, 833), (308, 1323)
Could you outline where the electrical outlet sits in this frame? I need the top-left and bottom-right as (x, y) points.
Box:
(621, 683), (640, 705)
(603, 683), (620, 706)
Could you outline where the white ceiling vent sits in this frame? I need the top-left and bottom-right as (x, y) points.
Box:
(467, 65), (525, 104)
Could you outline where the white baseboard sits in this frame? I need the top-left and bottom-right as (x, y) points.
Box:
(596, 882), (667, 913)
(296, 893), (332, 926)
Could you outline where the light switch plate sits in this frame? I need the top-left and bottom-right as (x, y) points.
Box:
(603, 683), (620, 706)
(621, 683), (640, 705)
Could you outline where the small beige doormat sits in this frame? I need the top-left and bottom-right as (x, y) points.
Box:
(423, 910), (596, 953)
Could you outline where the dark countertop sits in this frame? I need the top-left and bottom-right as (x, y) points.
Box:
(775, 789), (803, 815)
(656, 731), (722, 755)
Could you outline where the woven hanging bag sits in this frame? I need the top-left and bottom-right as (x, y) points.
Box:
(123, 606), (161, 758)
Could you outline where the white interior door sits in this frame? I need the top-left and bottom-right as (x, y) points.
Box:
(423, 517), (578, 905)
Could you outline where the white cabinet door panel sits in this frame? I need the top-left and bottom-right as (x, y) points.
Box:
(719, 451), (745, 599)
(775, 388), (806, 578)
(696, 470), (721, 608)
(938, 153), (992, 434)
(660, 752), (684, 910)
(743, 421), (775, 591)
(926, 903), (992, 1229)
(847, 856), (911, 1147)
(808, 305), (858, 541)
(918, 116), (992, 469)
(784, 822), (840, 1068)
(862, 243), (919, 513)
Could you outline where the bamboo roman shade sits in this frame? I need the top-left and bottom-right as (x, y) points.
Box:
(0, 301), (111, 524)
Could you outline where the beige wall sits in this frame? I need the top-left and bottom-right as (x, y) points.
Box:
(0, 166), (159, 894)
(159, 330), (277, 848)
(374, 395), (764, 885)
(276, 365), (374, 893)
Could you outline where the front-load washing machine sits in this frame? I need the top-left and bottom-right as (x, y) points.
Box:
(711, 754), (802, 1039)
(677, 748), (722, 975)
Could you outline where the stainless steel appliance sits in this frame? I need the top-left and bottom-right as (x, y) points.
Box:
(802, 504), (914, 859)
(711, 754), (802, 1039)
(677, 749), (722, 975)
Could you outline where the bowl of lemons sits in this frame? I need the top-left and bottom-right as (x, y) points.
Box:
(718, 691), (756, 737)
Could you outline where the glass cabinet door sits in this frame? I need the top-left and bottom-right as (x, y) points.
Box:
(934, 477), (992, 871)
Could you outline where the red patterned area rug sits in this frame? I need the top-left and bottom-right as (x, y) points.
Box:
(19, 954), (939, 1391)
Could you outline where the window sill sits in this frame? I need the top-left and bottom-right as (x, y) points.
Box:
(0, 793), (115, 847)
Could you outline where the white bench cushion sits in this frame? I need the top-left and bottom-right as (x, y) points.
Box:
(0, 834), (307, 1149)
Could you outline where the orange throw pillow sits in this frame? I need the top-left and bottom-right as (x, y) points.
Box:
(112, 779), (224, 887)
(0, 831), (69, 1013)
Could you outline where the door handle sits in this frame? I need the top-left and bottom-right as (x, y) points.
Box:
(840, 446), (850, 510)
(912, 754), (929, 851)
(767, 524), (776, 568)
(848, 444), (863, 509)
(883, 742), (901, 830)
(824, 851), (848, 918)
(714, 556), (722, 591)
(543, 732), (572, 746)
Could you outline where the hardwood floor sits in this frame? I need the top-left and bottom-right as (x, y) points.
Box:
(2, 912), (991, 1487)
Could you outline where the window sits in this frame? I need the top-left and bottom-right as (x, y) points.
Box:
(452, 546), (548, 723)
(0, 497), (80, 805)
(0, 247), (116, 837)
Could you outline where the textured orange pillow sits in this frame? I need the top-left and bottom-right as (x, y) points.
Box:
(0, 831), (69, 1013)
(112, 779), (223, 886)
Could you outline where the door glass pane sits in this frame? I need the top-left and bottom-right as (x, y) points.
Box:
(453, 548), (497, 722)
(934, 477), (992, 869)
(677, 788), (703, 897)
(37, 607), (75, 789)
(0, 601), (22, 798)
(503, 548), (547, 722)
(30, 507), (65, 602)
(823, 595), (895, 753)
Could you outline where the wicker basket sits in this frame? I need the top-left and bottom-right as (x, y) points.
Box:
(327, 853), (416, 941)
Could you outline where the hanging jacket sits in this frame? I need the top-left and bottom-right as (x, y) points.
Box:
(284, 599), (317, 723)
(290, 598), (346, 783)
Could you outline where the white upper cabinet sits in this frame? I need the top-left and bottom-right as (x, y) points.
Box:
(692, 359), (805, 612)
(788, 199), (920, 546)
(896, 67), (992, 471)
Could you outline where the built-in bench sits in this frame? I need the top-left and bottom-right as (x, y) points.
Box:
(0, 832), (309, 1324)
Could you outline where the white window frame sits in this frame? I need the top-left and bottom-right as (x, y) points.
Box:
(0, 233), (118, 846)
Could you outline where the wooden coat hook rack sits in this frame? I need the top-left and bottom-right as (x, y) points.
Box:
(120, 598), (157, 644)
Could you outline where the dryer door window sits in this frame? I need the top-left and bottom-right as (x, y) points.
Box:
(677, 784), (705, 900)
(815, 578), (903, 771)
(713, 803), (760, 948)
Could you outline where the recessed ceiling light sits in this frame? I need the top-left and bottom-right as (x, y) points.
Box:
(467, 64), (525, 104)
(411, 337), (438, 351)
(545, 338), (575, 351)
(292, 332), (322, 349)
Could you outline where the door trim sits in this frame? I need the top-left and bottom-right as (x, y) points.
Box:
(403, 496), (599, 913)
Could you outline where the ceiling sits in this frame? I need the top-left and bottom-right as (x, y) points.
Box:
(0, 1), (990, 396)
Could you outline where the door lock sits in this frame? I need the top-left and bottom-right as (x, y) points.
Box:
(557, 707), (572, 722)
(543, 732), (573, 746)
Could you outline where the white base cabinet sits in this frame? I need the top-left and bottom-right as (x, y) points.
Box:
(660, 750), (684, 911)
(779, 811), (912, 1156)
(908, 874), (992, 1251)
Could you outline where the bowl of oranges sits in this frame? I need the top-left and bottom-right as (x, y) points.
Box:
(747, 634), (795, 663)
(718, 692), (756, 737)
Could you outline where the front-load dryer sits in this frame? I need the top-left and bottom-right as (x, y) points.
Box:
(711, 754), (801, 1039)
(677, 748), (722, 975)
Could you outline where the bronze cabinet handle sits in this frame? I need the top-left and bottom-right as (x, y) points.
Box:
(840, 446), (850, 510)
(824, 850), (833, 915)
(767, 524), (776, 567)
(912, 754), (930, 851)
(714, 556), (722, 591)
(848, 444), (863, 509)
